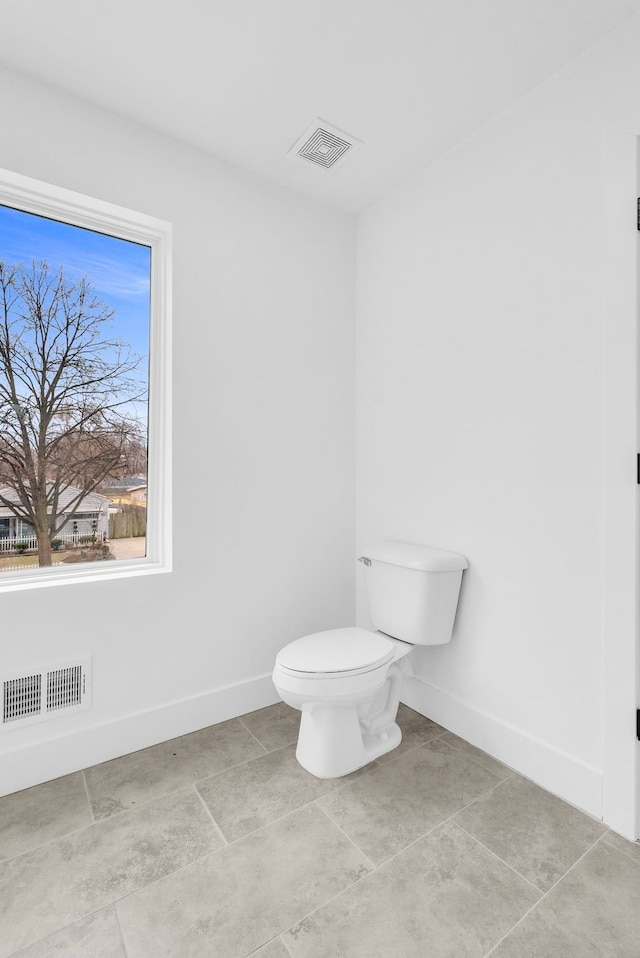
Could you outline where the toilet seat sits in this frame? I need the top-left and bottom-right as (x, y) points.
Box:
(276, 627), (394, 678)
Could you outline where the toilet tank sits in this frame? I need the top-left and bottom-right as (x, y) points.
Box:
(359, 541), (468, 646)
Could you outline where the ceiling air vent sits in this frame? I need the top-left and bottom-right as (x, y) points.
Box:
(1, 656), (91, 730)
(289, 119), (361, 172)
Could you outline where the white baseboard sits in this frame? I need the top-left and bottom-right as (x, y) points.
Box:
(3, 670), (606, 823)
(401, 675), (603, 822)
(1, 672), (280, 797)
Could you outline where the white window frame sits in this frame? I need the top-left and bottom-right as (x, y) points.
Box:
(0, 167), (172, 593)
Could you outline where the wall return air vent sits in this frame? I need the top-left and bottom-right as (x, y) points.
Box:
(1, 656), (91, 730)
(289, 119), (361, 171)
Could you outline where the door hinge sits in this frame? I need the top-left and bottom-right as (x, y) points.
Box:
(637, 453), (640, 484)
(637, 197), (640, 230)
(637, 709), (640, 741)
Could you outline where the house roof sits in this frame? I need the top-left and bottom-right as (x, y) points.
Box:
(0, 483), (112, 517)
(101, 475), (147, 493)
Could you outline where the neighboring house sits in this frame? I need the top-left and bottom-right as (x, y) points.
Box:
(0, 485), (112, 542)
(100, 475), (147, 508)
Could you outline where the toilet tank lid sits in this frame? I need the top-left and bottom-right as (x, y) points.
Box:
(360, 541), (468, 572)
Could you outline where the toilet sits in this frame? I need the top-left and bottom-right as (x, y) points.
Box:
(272, 540), (468, 778)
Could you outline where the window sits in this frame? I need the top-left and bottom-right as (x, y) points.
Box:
(0, 168), (171, 592)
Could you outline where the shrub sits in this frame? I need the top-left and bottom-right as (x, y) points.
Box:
(51, 538), (63, 551)
(63, 544), (114, 563)
(15, 541), (29, 554)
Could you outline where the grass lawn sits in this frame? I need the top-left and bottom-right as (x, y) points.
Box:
(0, 552), (69, 570)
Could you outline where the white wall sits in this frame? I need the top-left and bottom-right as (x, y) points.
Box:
(0, 67), (356, 794)
(356, 19), (640, 823)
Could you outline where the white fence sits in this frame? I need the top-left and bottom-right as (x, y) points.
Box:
(0, 531), (106, 554)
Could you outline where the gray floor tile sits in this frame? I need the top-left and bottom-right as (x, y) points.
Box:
(454, 774), (607, 891)
(3, 704), (638, 958)
(318, 737), (503, 864)
(374, 703), (445, 764)
(439, 731), (514, 779)
(10, 906), (126, 958)
(490, 839), (640, 957)
(116, 803), (371, 958)
(282, 820), (540, 958)
(602, 829), (640, 866)
(0, 787), (221, 957)
(196, 743), (372, 842)
(0, 773), (92, 862)
(239, 702), (300, 751)
(250, 939), (293, 957)
(84, 718), (266, 819)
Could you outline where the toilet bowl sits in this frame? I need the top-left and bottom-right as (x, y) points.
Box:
(272, 541), (468, 779)
(273, 627), (412, 778)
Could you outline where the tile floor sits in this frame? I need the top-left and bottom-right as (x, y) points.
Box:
(1, 702), (639, 957)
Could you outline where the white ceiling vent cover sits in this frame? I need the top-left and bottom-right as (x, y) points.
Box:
(289, 119), (361, 171)
(1, 656), (91, 730)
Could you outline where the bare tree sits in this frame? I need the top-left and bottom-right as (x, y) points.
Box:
(0, 260), (146, 567)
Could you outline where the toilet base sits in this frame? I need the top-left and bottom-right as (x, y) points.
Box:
(295, 704), (402, 778)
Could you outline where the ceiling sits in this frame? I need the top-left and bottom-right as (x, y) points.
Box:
(1, 0), (639, 212)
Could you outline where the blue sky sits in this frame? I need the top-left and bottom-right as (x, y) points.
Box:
(0, 203), (151, 367)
